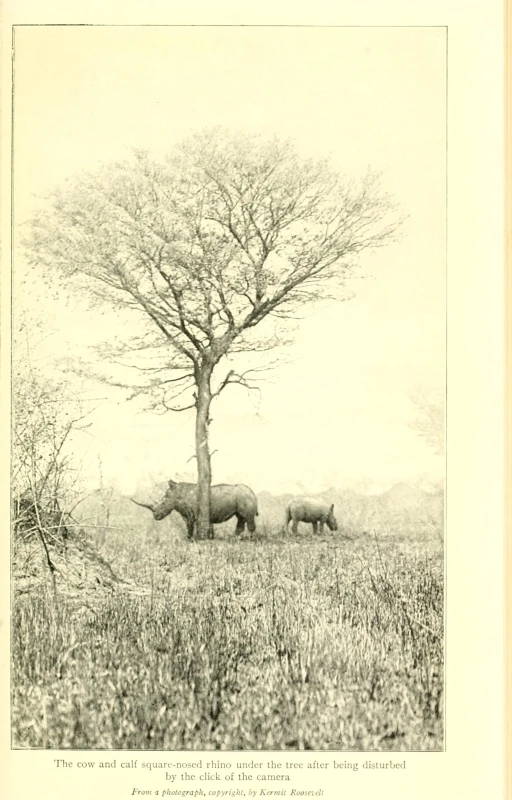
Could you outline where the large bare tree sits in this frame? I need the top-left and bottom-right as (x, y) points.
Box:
(25, 130), (400, 539)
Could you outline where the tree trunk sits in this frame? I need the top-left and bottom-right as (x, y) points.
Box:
(195, 366), (213, 540)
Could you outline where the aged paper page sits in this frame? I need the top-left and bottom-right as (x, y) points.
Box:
(1, 1), (506, 799)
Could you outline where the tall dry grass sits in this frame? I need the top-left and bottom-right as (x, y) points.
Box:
(12, 521), (443, 751)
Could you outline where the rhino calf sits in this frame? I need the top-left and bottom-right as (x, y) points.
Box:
(284, 497), (338, 535)
(132, 479), (258, 539)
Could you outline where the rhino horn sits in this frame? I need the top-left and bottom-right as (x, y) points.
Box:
(131, 498), (156, 512)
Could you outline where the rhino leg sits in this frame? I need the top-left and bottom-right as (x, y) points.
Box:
(291, 518), (299, 535)
(186, 518), (195, 540)
(246, 516), (256, 534)
(235, 515), (245, 535)
(312, 521), (318, 535)
(208, 524), (214, 540)
(318, 521), (325, 534)
(284, 509), (290, 534)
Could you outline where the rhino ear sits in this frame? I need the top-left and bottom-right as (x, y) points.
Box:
(330, 504), (334, 512)
(168, 478), (176, 487)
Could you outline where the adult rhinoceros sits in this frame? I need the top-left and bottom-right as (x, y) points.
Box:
(284, 497), (338, 535)
(132, 479), (258, 539)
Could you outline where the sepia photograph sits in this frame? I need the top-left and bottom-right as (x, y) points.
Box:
(11, 25), (446, 752)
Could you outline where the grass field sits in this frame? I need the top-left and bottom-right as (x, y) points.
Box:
(11, 503), (444, 751)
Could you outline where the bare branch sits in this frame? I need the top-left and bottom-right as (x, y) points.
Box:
(23, 128), (400, 430)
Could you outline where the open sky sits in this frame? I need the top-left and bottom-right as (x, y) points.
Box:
(13, 26), (446, 496)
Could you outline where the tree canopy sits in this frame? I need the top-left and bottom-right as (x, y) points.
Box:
(26, 130), (399, 406)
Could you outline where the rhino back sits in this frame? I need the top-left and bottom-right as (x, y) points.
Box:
(210, 484), (257, 522)
(290, 497), (330, 522)
(171, 483), (257, 523)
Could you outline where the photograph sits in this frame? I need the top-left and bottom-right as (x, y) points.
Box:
(11, 25), (446, 751)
